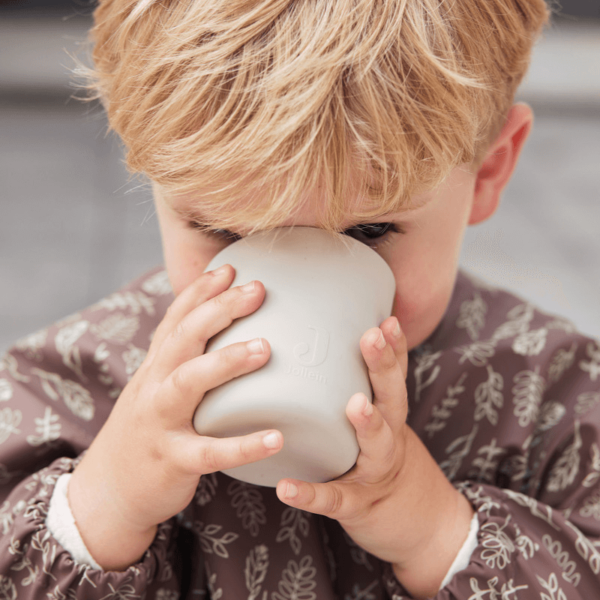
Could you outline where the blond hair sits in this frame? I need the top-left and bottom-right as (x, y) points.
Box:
(87, 0), (550, 232)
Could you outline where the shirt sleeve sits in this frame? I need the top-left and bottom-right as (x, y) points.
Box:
(45, 473), (102, 569)
(439, 512), (479, 589)
(382, 340), (600, 599)
(0, 271), (182, 599)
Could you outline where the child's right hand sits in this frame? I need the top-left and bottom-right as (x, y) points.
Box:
(67, 265), (282, 571)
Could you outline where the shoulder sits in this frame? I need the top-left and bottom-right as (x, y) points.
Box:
(407, 270), (600, 484)
(1, 267), (173, 423)
(416, 269), (596, 381)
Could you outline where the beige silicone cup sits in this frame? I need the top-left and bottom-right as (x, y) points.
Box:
(193, 226), (396, 487)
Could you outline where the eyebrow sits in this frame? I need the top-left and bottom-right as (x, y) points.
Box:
(171, 201), (406, 231)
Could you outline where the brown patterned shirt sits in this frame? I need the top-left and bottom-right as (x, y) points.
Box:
(1, 268), (599, 599)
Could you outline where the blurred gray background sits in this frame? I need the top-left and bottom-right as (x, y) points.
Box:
(1, 1), (599, 354)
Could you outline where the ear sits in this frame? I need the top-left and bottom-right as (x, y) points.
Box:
(469, 103), (534, 225)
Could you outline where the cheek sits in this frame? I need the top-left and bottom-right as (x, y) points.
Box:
(390, 267), (457, 350)
(163, 234), (224, 296)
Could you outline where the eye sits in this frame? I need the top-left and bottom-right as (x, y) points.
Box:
(343, 222), (400, 244)
(189, 222), (242, 242)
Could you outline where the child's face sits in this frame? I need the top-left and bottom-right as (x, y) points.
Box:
(155, 164), (478, 351)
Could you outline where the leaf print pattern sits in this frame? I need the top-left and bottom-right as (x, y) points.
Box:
(457, 291), (487, 341)
(14, 330), (47, 362)
(491, 302), (534, 342)
(93, 291), (156, 316)
(91, 314), (140, 345)
(412, 349), (441, 403)
(512, 367), (545, 427)
(548, 343), (578, 386)
(276, 508), (310, 556)
(513, 524), (538, 560)
(246, 545), (269, 600)
(272, 556), (317, 600)
(469, 439), (506, 483)
(512, 327), (548, 357)
(580, 341), (600, 382)
(547, 421), (582, 493)
(343, 580), (378, 600)
(537, 573), (567, 600)
(582, 444), (600, 488)
(0, 381), (12, 402)
(535, 401), (566, 434)
(0, 352), (29, 383)
(474, 365), (504, 426)
(205, 562), (223, 600)
(479, 515), (515, 569)
(122, 345), (147, 379)
(455, 341), (496, 367)
(26, 407), (61, 447)
(574, 391), (600, 416)
(467, 576), (528, 600)
(55, 320), (89, 381)
(196, 473), (218, 506)
(0, 574), (17, 600)
(439, 424), (478, 481)
(94, 343), (114, 387)
(424, 373), (467, 439)
(194, 522), (239, 558)
(0, 409), (22, 446)
(564, 521), (600, 575)
(579, 492), (600, 521)
(228, 480), (267, 537)
(141, 271), (172, 296)
(541, 535), (581, 587)
(30, 368), (95, 421)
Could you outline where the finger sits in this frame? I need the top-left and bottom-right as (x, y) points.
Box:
(275, 477), (363, 522)
(149, 265), (235, 357)
(156, 338), (271, 423)
(174, 428), (283, 476)
(344, 393), (399, 482)
(381, 316), (408, 379)
(153, 279), (266, 380)
(360, 326), (408, 430)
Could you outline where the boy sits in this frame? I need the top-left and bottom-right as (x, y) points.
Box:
(1, 0), (599, 599)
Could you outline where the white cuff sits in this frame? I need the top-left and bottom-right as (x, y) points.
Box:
(45, 473), (102, 570)
(439, 512), (479, 589)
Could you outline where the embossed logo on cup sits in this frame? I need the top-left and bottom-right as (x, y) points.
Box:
(293, 326), (330, 367)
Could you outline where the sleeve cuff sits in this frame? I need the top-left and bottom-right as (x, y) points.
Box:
(45, 472), (102, 570)
(439, 511), (479, 589)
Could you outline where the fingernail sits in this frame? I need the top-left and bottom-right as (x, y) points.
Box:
(362, 395), (373, 416)
(247, 338), (265, 354)
(241, 281), (256, 293)
(211, 265), (229, 277)
(392, 318), (401, 338)
(285, 482), (298, 499)
(263, 432), (281, 449)
(374, 329), (386, 350)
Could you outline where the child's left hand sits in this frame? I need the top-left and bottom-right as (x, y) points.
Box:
(275, 316), (474, 599)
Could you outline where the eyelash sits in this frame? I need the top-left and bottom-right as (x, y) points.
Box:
(189, 221), (403, 248)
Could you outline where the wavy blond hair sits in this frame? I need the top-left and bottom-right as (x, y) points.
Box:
(87, 0), (550, 232)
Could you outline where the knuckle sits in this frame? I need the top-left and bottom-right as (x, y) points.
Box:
(199, 443), (220, 473)
(380, 348), (399, 371)
(324, 487), (344, 517)
(212, 292), (229, 310)
(164, 302), (180, 324)
(238, 437), (255, 463)
(217, 344), (242, 370)
(169, 365), (189, 396)
(171, 320), (186, 342)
